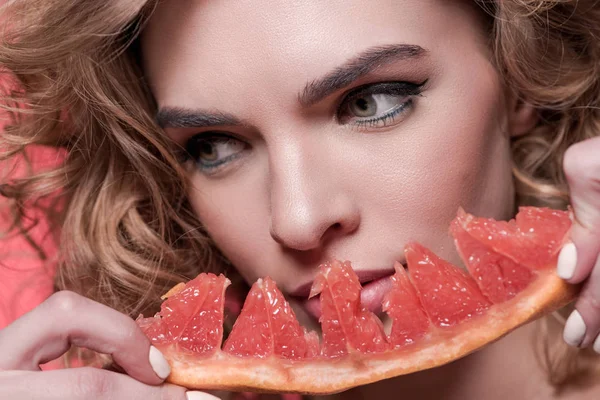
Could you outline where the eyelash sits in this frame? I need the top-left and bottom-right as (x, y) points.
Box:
(178, 79), (428, 173)
(177, 134), (246, 171)
(352, 99), (412, 128)
(337, 80), (427, 128)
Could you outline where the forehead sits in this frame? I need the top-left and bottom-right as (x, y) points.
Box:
(141, 0), (487, 108)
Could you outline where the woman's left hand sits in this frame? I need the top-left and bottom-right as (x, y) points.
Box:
(559, 135), (600, 351)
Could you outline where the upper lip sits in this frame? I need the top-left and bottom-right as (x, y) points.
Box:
(287, 268), (397, 299)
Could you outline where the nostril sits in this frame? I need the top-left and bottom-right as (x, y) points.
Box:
(269, 221), (328, 251)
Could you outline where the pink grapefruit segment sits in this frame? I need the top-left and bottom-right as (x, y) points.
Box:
(405, 242), (491, 327)
(310, 260), (390, 357)
(223, 277), (319, 359)
(137, 206), (578, 395)
(137, 273), (230, 355)
(451, 212), (534, 303)
(381, 262), (430, 347)
(136, 313), (169, 346)
(456, 207), (571, 269)
(515, 207), (572, 258)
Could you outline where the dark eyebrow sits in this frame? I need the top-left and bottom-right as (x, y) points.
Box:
(157, 44), (427, 128)
(156, 107), (243, 129)
(299, 44), (427, 107)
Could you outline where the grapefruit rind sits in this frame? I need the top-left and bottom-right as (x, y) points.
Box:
(161, 282), (186, 300)
(161, 269), (577, 394)
(144, 207), (576, 394)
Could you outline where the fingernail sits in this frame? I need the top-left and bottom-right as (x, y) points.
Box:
(557, 242), (577, 280)
(593, 335), (600, 354)
(563, 310), (586, 347)
(186, 391), (221, 400)
(149, 346), (171, 379)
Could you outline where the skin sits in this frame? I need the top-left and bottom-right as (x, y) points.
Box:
(1, 1), (599, 400)
(563, 140), (600, 348)
(141, 0), (600, 398)
(0, 291), (217, 400)
(143, 0), (520, 301)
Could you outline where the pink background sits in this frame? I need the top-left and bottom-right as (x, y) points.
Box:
(0, 72), (64, 328)
(0, 143), (63, 329)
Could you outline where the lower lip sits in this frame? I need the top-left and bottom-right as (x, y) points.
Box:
(302, 274), (395, 320)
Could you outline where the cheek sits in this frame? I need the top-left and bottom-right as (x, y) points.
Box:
(355, 57), (515, 262)
(426, 55), (515, 222)
(187, 166), (275, 282)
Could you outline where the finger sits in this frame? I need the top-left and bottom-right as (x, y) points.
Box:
(557, 137), (600, 283)
(0, 368), (220, 400)
(0, 291), (170, 384)
(563, 254), (600, 349)
(232, 392), (261, 400)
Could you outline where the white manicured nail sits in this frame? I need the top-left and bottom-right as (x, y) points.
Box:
(593, 335), (600, 354)
(563, 310), (586, 347)
(186, 392), (221, 400)
(149, 346), (171, 379)
(557, 242), (577, 280)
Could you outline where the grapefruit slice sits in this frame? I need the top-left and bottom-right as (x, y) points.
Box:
(137, 273), (230, 355)
(310, 260), (390, 357)
(222, 276), (319, 359)
(381, 262), (429, 347)
(451, 213), (534, 303)
(136, 207), (578, 394)
(454, 207), (571, 270)
(405, 242), (491, 327)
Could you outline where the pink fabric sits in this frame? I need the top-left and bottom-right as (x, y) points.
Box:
(0, 145), (64, 329)
(0, 71), (64, 327)
(0, 37), (65, 375)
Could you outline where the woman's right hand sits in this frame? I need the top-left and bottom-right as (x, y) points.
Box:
(0, 290), (218, 399)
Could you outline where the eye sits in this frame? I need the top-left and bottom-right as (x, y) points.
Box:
(348, 94), (399, 117)
(338, 81), (426, 128)
(183, 133), (247, 172)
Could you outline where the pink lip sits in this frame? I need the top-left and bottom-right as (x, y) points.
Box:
(300, 272), (396, 321)
(288, 269), (395, 298)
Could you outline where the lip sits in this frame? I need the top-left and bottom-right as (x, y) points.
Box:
(290, 267), (399, 321)
(288, 268), (396, 299)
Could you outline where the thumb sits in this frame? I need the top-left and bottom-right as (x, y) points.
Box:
(557, 137), (600, 283)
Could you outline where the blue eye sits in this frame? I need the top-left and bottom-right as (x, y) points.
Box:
(184, 133), (246, 171)
(338, 81), (426, 128)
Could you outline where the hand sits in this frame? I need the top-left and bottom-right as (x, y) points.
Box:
(558, 136), (600, 352)
(0, 290), (219, 400)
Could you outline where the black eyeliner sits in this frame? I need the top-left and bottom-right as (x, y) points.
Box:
(343, 79), (428, 103)
(336, 79), (427, 127)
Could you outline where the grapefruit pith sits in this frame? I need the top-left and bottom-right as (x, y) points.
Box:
(137, 207), (578, 394)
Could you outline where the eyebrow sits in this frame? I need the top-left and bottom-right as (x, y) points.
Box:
(156, 108), (243, 129)
(156, 43), (427, 128)
(299, 43), (427, 107)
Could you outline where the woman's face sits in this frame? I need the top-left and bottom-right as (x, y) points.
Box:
(142, 0), (528, 322)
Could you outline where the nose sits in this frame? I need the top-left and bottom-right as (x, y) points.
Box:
(268, 141), (360, 252)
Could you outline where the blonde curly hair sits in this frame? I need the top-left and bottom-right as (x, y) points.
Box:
(0, 0), (599, 390)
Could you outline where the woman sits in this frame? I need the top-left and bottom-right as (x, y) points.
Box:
(0, 1), (599, 399)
